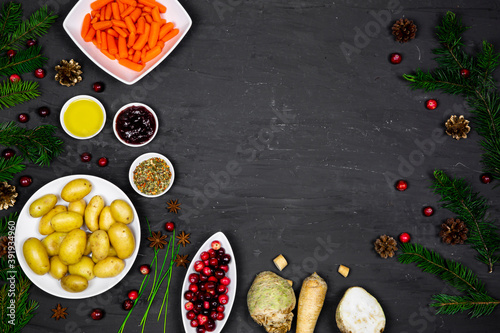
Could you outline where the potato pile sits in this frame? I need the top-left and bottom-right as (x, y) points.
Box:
(22, 178), (136, 293)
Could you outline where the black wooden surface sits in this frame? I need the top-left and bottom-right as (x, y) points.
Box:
(2, 0), (500, 332)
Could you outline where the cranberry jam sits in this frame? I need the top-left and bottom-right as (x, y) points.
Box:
(115, 105), (156, 145)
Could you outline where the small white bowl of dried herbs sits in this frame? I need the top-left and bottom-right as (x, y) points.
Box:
(129, 152), (175, 197)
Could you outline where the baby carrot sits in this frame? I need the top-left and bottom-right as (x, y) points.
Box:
(130, 7), (142, 22)
(136, 16), (145, 34)
(151, 6), (161, 22)
(156, 40), (164, 49)
(144, 45), (161, 62)
(120, 5), (135, 18)
(84, 27), (96, 42)
(105, 3), (112, 20)
(148, 21), (159, 49)
(113, 26), (128, 38)
(132, 22), (150, 50)
(96, 28), (102, 44)
(81, 13), (91, 38)
(91, 10), (99, 16)
(140, 47), (147, 62)
(132, 49), (141, 62)
(118, 35), (128, 58)
(100, 7), (106, 21)
(92, 38), (100, 49)
(111, 2), (120, 19)
(101, 49), (116, 60)
(120, 0), (137, 6)
(128, 54), (133, 60)
(107, 33), (118, 54)
(142, 6), (152, 13)
(101, 31), (108, 49)
(145, 14), (153, 24)
(158, 22), (173, 39)
(138, 0), (165, 13)
(91, 0), (114, 11)
(93, 20), (113, 30)
(107, 28), (119, 37)
(91, 16), (99, 24)
(127, 32), (136, 47)
(111, 20), (127, 28)
(128, 48), (135, 54)
(124, 16), (136, 33)
(161, 28), (178, 42)
(119, 58), (145, 71)
(117, 0), (125, 13)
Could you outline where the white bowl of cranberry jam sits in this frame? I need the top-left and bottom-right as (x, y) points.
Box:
(113, 103), (158, 147)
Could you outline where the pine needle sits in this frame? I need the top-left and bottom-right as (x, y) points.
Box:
(0, 2), (22, 38)
(432, 170), (500, 272)
(0, 80), (39, 109)
(0, 155), (25, 182)
(431, 293), (500, 317)
(0, 46), (47, 76)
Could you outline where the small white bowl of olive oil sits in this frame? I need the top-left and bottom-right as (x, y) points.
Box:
(60, 95), (106, 140)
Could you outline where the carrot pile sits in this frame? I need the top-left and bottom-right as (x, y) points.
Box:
(81, 0), (179, 72)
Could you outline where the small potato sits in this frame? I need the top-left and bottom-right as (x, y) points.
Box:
(99, 206), (116, 231)
(61, 274), (88, 293)
(61, 178), (92, 202)
(92, 247), (117, 263)
(59, 229), (86, 265)
(110, 199), (134, 224)
(68, 199), (86, 215)
(83, 232), (92, 256)
(49, 256), (68, 280)
(85, 195), (104, 231)
(89, 230), (110, 261)
(94, 257), (125, 278)
(68, 256), (95, 280)
(50, 211), (83, 232)
(29, 194), (58, 218)
(23, 237), (50, 275)
(41, 232), (68, 256)
(39, 205), (67, 235)
(108, 222), (135, 259)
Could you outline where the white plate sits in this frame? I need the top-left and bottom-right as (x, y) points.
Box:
(129, 152), (175, 197)
(15, 175), (141, 299)
(181, 232), (237, 333)
(63, 0), (192, 85)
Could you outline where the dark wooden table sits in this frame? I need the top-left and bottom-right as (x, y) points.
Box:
(3, 0), (500, 332)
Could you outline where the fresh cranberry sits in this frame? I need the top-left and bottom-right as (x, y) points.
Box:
(219, 264), (229, 273)
(139, 264), (150, 275)
(395, 179), (408, 191)
(221, 254), (231, 265)
(199, 274), (209, 282)
(122, 299), (133, 310)
(128, 290), (139, 300)
(481, 173), (492, 184)
(426, 99), (438, 110)
(80, 152), (92, 162)
(423, 206), (434, 217)
(210, 300), (219, 308)
(9, 74), (21, 83)
(98, 157), (108, 167)
(194, 261), (205, 272)
(204, 259), (210, 266)
(90, 308), (104, 320)
(216, 312), (225, 321)
(26, 39), (36, 47)
(214, 269), (225, 279)
(216, 305), (225, 313)
(165, 221), (175, 232)
(220, 277), (230, 286)
(190, 319), (199, 327)
(200, 251), (209, 261)
(196, 327), (206, 333)
(209, 258), (219, 267)
(92, 81), (105, 92)
(208, 249), (216, 258)
(460, 68), (470, 78)
(7, 49), (15, 58)
(202, 266), (213, 276)
(399, 232), (411, 243)
(189, 283), (199, 293)
(210, 310), (218, 320)
(17, 113), (29, 123)
(389, 52), (402, 64)
(19, 176), (32, 187)
(2, 149), (15, 159)
(205, 319), (216, 332)
(208, 276), (218, 282)
(205, 281), (216, 291)
(217, 248), (226, 256)
(217, 284), (227, 294)
(37, 106), (50, 117)
(211, 240), (221, 250)
(185, 302), (194, 311)
(34, 68), (46, 79)
(184, 291), (194, 301)
(187, 310), (196, 320)
(197, 314), (208, 326)
(203, 301), (211, 310)
(189, 273), (199, 284)
(218, 294), (229, 305)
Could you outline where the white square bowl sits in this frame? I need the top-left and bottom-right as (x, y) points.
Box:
(63, 0), (192, 85)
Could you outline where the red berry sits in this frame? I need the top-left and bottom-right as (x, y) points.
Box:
(219, 264), (229, 273)
(189, 273), (199, 284)
(395, 180), (408, 191)
(216, 305), (224, 313)
(26, 39), (36, 47)
(19, 176), (32, 187)
(122, 299), (133, 310)
(194, 261), (205, 272)
(98, 157), (108, 167)
(9, 74), (21, 83)
(90, 309), (104, 320)
(189, 283), (199, 293)
(220, 276), (230, 286)
(209, 258), (219, 267)
(165, 221), (175, 232)
(208, 276), (218, 283)
(218, 294), (229, 305)
(185, 302), (194, 311)
(186, 310), (196, 320)
(80, 152), (92, 162)
(128, 290), (139, 300)
(205, 319), (216, 332)
(221, 254), (231, 264)
(17, 113), (29, 123)
(190, 319), (199, 327)
(217, 284), (227, 294)
(423, 206), (434, 217)
(2, 149), (15, 159)
(399, 232), (411, 243)
(426, 99), (438, 110)
(203, 301), (210, 310)
(184, 290), (195, 301)
(480, 173), (492, 184)
(34, 68), (46, 79)
(202, 266), (213, 276)
(389, 52), (402, 64)
(139, 264), (150, 275)
(216, 312), (224, 321)
(93, 81), (105, 92)
(200, 251), (209, 261)
(197, 314), (208, 325)
(196, 327), (206, 333)
(7, 50), (15, 58)
(460, 68), (470, 78)
(37, 106), (50, 117)
(211, 240), (221, 250)
(208, 249), (216, 258)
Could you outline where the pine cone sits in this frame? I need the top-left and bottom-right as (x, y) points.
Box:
(440, 218), (468, 245)
(55, 59), (83, 87)
(0, 236), (7, 258)
(374, 235), (398, 258)
(445, 115), (470, 140)
(392, 18), (417, 43)
(0, 181), (17, 210)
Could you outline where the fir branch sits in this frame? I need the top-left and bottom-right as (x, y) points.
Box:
(432, 170), (500, 272)
(0, 122), (63, 166)
(0, 274), (38, 332)
(0, 80), (39, 109)
(0, 45), (47, 76)
(398, 243), (486, 294)
(0, 155), (25, 182)
(431, 293), (500, 318)
(0, 2), (22, 38)
(0, 6), (57, 51)
(0, 211), (18, 236)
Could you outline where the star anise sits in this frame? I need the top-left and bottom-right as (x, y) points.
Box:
(147, 231), (168, 250)
(167, 199), (181, 213)
(51, 304), (68, 320)
(176, 231), (191, 247)
(174, 254), (190, 268)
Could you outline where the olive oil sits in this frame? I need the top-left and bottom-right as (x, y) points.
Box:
(63, 99), (104, 138)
